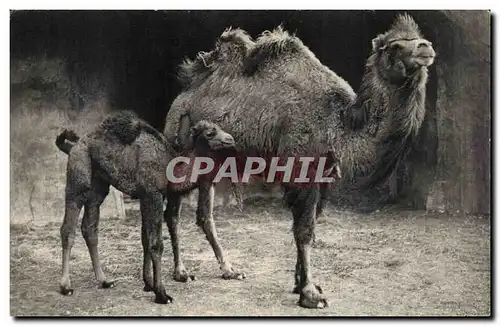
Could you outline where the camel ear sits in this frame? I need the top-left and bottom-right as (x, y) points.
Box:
(176, 113), (193, 149)
(372, 34), (387, 52)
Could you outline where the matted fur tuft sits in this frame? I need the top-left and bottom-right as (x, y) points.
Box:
(177, 55), (213, 88)
(178, 27), (255, 88)
(370, 13), (423, 52)
(391, 13), (421, 35)
(243, 25), (310, 75)
(219, 27), (254, 49)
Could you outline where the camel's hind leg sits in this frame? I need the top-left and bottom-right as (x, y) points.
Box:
(164, 193), (195, 282)
(60, 151), (90, 296)
(81, 179), (115, 289)
(141, 224), (154, 292)
(59, 192), (85, 295)
(197, 182), (246, 280)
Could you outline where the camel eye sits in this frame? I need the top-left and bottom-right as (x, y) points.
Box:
(390, 43), (403, 51)
(205, 129), (216, 138)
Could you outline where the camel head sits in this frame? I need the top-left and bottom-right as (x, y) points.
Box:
(175, 113), (235, 153)
(191, 120), (236, 151)
(371, 14), (435, 84)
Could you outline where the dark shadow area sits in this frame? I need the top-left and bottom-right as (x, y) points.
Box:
(10, 10), (439, 127)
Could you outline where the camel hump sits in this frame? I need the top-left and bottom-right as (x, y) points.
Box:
(243, 26), (313, 75)
(178, 27), (255, 88)
(100, 111), (143, 145)
(219, 27), (255, 49)
(100, 110), (172, 148)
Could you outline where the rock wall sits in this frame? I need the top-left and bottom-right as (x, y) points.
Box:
(431, 11), (491, 214)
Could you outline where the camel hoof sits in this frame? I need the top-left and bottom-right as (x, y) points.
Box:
(222, 271), (246, 280)
(143, 283), (154, 292)
(293, 284), (322, 294)
(298, 283), (329, 309)
(174, 271), (196, 283)
(60, 286), (74, 296)
(101, 281), (115, 289)
(154, 291), (174, 304)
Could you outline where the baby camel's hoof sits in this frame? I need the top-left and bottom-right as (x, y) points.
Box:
(143, 284), (154, 292)
(60, 286), (74, 296)
(154, 291), (174, 304)
(101, 281), (116, 289)
(298, 284), (329, 309)
(222, 270), (246, 280)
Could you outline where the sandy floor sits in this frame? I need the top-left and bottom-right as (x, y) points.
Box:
(10, 199), (491, 316)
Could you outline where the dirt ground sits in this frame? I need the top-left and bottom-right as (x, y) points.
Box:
(10, 198), (491, 317)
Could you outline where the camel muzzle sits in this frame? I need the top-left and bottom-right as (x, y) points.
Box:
(211, 133), (236, 149)
(412, 44), (436, 67)
(221, 135), (236, 148)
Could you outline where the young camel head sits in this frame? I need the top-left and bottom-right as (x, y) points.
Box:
(371, 14), (435, 84)
(175, 113), (236, 154)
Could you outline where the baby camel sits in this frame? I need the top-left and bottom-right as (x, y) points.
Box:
(55, 111), (235, 304)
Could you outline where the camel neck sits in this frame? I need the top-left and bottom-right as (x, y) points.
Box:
(353, 65), (427, 137)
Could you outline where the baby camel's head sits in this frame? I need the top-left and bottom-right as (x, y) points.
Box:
(191, 120), (235, 151)
(174, 113), (236, 155)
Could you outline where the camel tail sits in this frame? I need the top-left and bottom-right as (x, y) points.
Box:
(55, 129), (80, 155)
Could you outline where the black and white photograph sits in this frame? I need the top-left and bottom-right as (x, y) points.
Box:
(8, 7), (491, 317)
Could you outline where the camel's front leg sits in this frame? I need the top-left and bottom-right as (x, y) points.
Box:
(289, 186), (328, 309)
(164, 193), (196, 282)
(140, 192), (173, 304)
(197, 182), (246, 280)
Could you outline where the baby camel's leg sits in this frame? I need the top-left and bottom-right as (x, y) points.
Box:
(164, 193), (196, 282)
(60, 152), (90, 296)
(141, 191), (173, 304)
(59, 191), (85, 295)
(81, 179), (115, 289)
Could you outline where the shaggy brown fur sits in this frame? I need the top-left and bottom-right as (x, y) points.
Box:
(163, 15), (435, 309)
(56, 110), (235, 304)
(344, 13), (432, 187)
